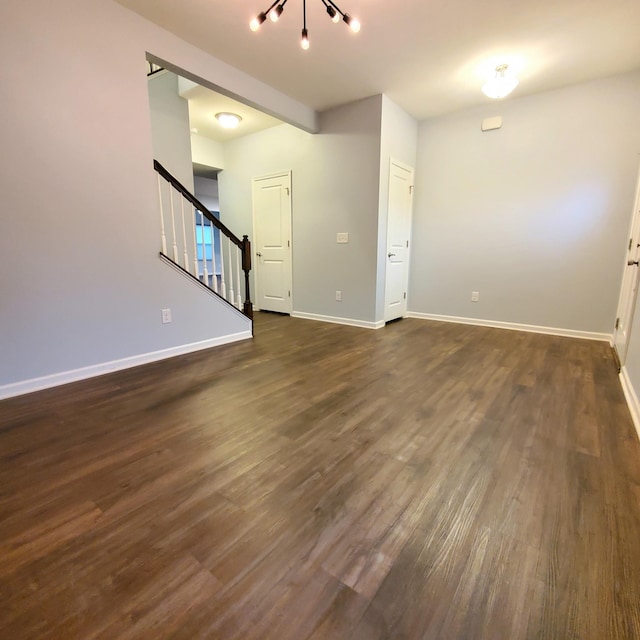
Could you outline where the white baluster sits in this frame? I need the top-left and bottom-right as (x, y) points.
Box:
(157, 175), (167, 255)
(191, 204), (199, 279)
(211, 222), (219, 294)
(219, 230), (227, 300)
(169, 187), (178, 262)
(235, 246), (242, 309)
(227, 236), (235, 305)
(180, 196), (189, 271)
(199, 210), (209, 287)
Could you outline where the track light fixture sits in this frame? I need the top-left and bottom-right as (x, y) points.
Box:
(250, 0), (361, 50)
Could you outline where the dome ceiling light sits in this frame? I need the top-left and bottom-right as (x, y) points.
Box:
(482, 64), (519, 99)
(215, 112), (242, 129)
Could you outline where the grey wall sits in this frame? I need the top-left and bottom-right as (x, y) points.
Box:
(148, 71), (194, 191)
(376, 95), (418, 322)
(409, 71), (640, 334)
(3, 0), (638, 408)
(308, 97), (382, 321)
(217, 123), (309, 312)
(0, 0), (314, 391)
(219, 95), (383, 324)
(194, 176), (219, 212)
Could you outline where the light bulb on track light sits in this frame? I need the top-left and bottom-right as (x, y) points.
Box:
(250, 12), (267, 31)
(343, 13), (360, 32)
(269, 4), (283, 21)
(301, 28), (310, 49)
(326, 5), (339, 22)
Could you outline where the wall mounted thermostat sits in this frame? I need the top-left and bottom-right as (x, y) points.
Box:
(481, 116), (503, 132)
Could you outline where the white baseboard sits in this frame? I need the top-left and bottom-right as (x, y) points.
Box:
(291, 311), (384, 330)
(619, 366), (640, 442)
(406, 312), (612, 343)
(0, 331), (253, 401)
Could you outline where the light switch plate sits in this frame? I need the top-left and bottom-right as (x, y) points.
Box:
(337, 232), (349, 244)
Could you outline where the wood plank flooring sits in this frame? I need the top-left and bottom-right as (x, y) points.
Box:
(1, 312), (640, 639)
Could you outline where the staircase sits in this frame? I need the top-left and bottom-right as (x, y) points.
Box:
(153, 160), (253, 320)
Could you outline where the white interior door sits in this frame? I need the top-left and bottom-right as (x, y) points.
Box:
(384, 159), (414, 322)
(252, 172), (292, 314)
(614, 164), (640, 366)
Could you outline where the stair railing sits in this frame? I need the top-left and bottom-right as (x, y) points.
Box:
(153, 160), (253, 319)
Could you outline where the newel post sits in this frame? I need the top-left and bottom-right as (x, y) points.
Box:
(242, 235), (253, 319)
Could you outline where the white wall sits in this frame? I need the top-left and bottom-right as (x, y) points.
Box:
(191, 134), (225, 170)
(219, 95), (383, 325)
(148, 71), (194, 191)
(409, 71), (640, 335)
(0, 0), (315, 394)
(376, 95), (418, 322)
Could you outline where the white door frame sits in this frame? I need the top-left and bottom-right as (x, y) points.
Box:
(384, 158), (414, 322)
(613, 161), (640, 367)
(251, 171), (293, 313)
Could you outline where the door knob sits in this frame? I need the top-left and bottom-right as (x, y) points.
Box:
(388, 253), (396, 258)
(628, 260), (638, 266)
(256, 252), (262, 257)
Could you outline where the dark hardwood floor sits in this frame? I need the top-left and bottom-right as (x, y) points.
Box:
(1, 312), (640, 639)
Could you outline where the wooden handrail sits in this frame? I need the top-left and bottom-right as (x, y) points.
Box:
(153, 160), (243, 249)
(153, 159), (253, 320)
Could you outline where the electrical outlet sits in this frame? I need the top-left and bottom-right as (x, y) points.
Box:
(335, 290), (342, 301)
(336, 232), (349, 244)
(162, 308), (172, 324)
(471, 291), (479, 302)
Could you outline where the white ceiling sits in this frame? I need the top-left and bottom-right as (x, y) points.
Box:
(128, 0), (640, 121)
(178, 78), (283, 142)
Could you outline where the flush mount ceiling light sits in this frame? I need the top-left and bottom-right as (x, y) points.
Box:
(482, 64), (519, 99)
(250, 0), (360, 50)
(215, 112), (242, 129)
